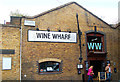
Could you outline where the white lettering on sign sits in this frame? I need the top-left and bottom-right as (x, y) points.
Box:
(28, 30), (77, 43)
(87, 42), (102, 50)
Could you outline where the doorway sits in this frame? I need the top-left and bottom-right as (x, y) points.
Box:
(90, 60), (104, 78)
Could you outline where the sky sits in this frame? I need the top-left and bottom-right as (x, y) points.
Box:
(0, 0), (119, 24)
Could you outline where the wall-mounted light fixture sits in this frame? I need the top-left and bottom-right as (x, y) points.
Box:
(77, 64), (83, 74)
(67, 29), (71, 33)
(85, 61), (88, 71)
(36, 28), (39, 31)
(113, 62), (117, 73)
(114, 62), (116, 66)
(58, 30), (61, 32)
(47, 27), (50, 32)
(114, 68), (117, 73)
(77, 64), (83, 69)
(79, 57), (83, 63)
(58, 27), (61, 32)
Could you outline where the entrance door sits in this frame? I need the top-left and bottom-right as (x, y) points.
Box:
(90, 60), (104, 78)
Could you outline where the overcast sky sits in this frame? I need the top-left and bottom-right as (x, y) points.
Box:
(0, 0), (119, 24)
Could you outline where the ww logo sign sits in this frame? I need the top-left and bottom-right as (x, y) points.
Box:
(87, 43), (102, 50)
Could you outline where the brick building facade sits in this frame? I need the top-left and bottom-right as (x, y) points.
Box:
(0, 24), (20, 80)
(116, 23), (120, 80)
(0, 24), (2, 82)
(1, 2), (119, 81)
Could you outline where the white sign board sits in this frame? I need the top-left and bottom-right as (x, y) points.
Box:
(77, 64), (83, 69)
(28, 30), (77, 43)
(24, 20), (35, 26)
(2, 57), (12, 70)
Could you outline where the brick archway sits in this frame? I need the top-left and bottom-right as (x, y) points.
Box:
(38, 58), (62, 63)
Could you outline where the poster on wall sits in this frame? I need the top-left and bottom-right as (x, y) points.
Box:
(2, 57), (12, 70)
(98, 72), (106, 81)
(24, 20), (35, 26)
(28, 30), (77, 43)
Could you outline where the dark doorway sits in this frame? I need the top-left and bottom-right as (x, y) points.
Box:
(90, 60), (104, 78)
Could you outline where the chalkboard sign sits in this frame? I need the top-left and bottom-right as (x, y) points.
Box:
(98, 72), (106, 81)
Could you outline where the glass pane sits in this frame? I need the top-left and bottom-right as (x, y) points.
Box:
(39, 61), (60, 73)
(87, 36), (101, 42)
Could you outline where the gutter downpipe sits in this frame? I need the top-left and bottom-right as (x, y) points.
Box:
(76, 13), (84, 82)
(76, 13), (82, 63)
(20, 26), (22, 81)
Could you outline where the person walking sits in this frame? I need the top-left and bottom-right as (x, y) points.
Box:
(105, 63), (112, 82)
(87, 66), (94, 82)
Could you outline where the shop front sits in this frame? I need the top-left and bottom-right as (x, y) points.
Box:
(85, 31), (107, 80)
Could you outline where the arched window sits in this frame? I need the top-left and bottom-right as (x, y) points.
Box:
(38, 58), (62, 74)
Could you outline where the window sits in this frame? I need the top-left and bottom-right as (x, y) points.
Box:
(2, 57), (12, 70)
(87, 36), (103, 52)
(39, 61), (61, 74)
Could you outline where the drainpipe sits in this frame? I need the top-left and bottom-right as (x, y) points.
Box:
(76, 13), (82, 63)
(20, 26), (22, 81)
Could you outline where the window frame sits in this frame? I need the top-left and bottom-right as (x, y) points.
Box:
(86, 33), (105, 54)
(87, 36), (103, 52)
(37, 59), (62, 74)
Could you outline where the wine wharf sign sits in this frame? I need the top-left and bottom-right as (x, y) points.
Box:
(28, 30), (77, 43)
